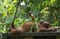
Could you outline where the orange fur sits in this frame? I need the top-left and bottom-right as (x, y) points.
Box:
(9, 12), (35, 33)
(37, 21), (56, 32)
(22, 22), (34, 32)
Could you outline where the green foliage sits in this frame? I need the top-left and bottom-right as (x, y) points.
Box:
(0, 0), (60, 32)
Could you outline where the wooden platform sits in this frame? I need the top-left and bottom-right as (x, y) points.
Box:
(2, 32), (60, 39)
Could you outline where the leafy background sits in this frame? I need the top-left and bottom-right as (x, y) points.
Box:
(0, 0), (60, 33)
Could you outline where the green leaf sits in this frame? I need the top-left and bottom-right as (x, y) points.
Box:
(3, 12), (7, 16)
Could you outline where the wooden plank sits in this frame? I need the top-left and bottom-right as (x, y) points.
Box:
(2, 32), (60, 36)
